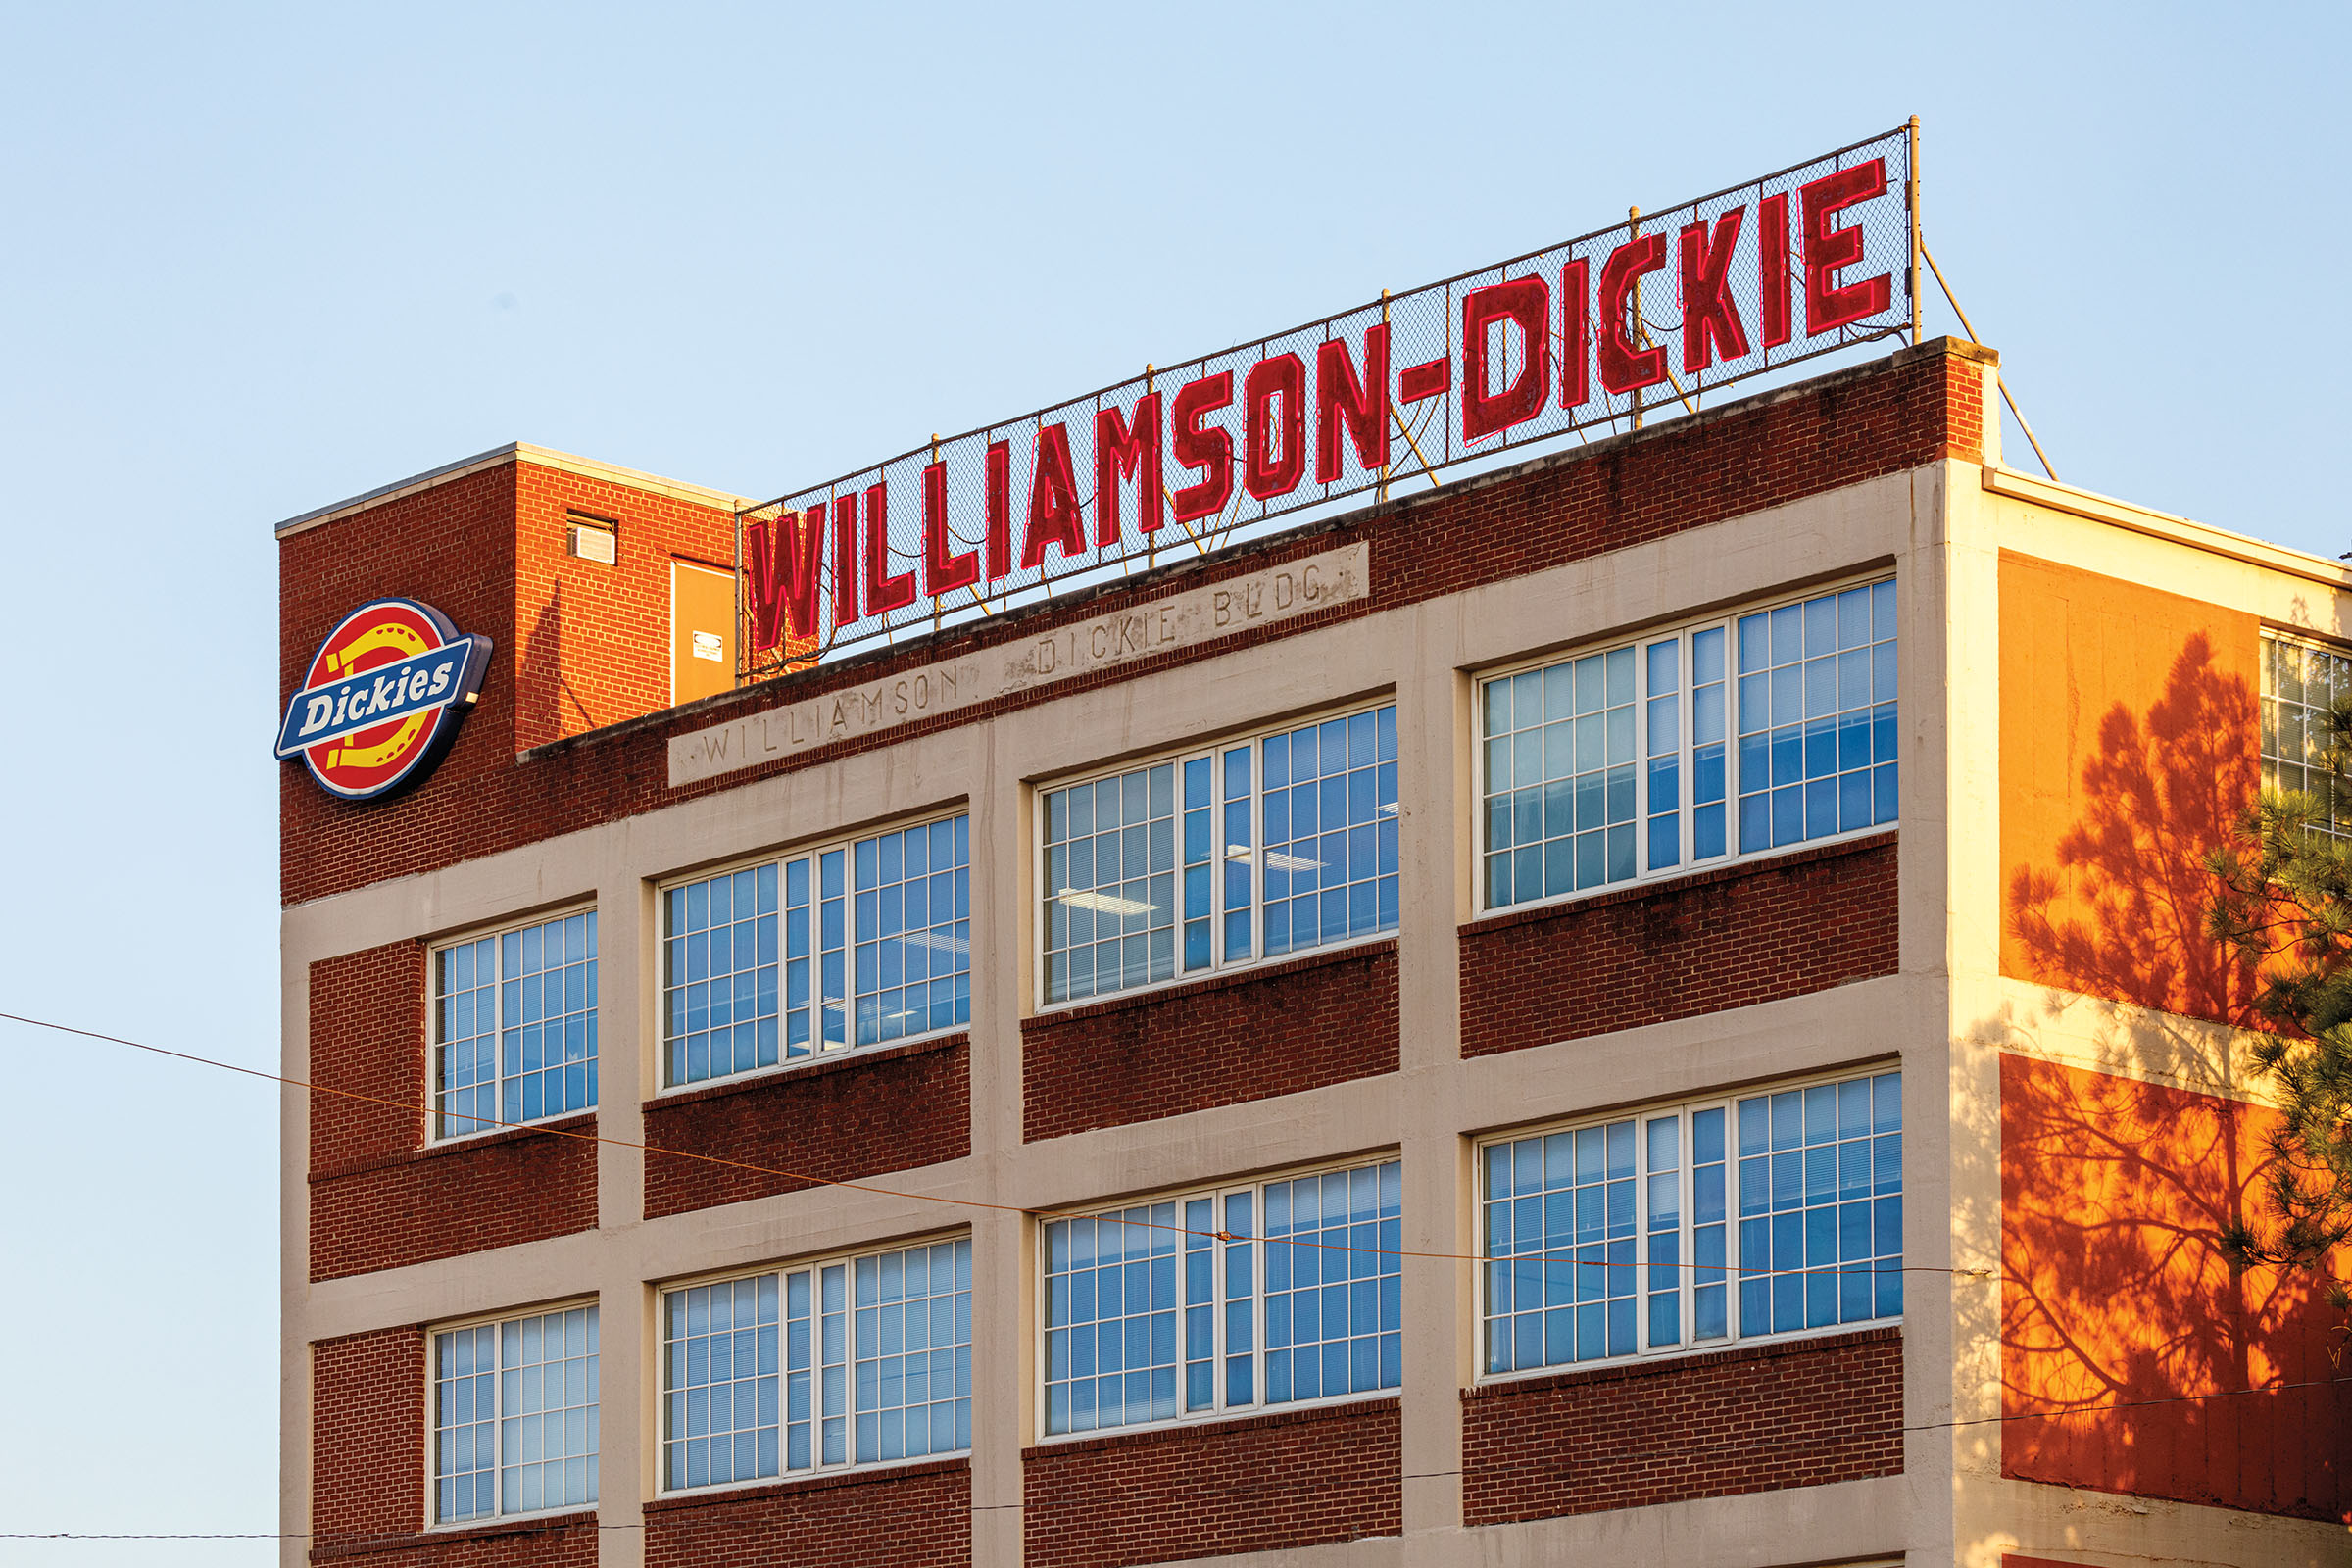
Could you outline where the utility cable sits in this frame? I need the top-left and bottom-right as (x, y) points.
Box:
(7, 1376), (2345, 1542)
(0, 1008), (1988, 1281)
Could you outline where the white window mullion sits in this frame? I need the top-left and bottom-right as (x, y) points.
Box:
(1682, 629), (1699, 875)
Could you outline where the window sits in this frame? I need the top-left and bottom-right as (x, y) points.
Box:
(1042, 1158), (1401, 1436)
(1478, 580), (1895, 912)
(1041, 703), (1398, 1004)
(661, 1239), (972, 1491)
(1479, 1069), (1900, 1377)
(2261, 631), (2352, 834)
(432, 1304), (599, 1524)
(662, 812), (970, 1088)
(433, 909), (598, 1140)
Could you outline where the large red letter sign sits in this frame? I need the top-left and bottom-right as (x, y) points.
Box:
(1243, 354), (1305, 501)
(831, 492), (858, 626)
(1758, 192), (1793, 349)
(1462, 278), (1550, 440)
(863, 480), (915, 617)
(1171, 372), (1235, 524)
(1022, 422), (1087, 569)
(730, 129), (1917, 677)
(1315, 323), (1389, 484)
(744, 506), (826, 651)
(1559, 258), (1591, 411)
(1680, 207), (1749, 373)
(1596, 233), (1667, 395)
(984, 439), (1012, 583)
(923, 459), (978, 597)
(1800, 159), (1890, 335)
(1095, 393), (1163, 547)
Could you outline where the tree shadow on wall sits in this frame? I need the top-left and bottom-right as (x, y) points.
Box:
(2007, 632), (2262, 1026)
(1998, 632), (2348, 1521)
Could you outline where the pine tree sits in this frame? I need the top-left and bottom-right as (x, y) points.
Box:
(2205, 689), (2352, 1300)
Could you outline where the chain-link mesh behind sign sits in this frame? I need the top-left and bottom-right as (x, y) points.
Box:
(741, 126), (1916, 682)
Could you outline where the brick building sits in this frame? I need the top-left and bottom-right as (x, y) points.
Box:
(279, 338), (2348, 1568)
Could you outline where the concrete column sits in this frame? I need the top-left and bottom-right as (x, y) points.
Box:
(1393, 595), (1470, 1547)
(969, 719), (1028, 1568)
(597, 845), (651, 1568)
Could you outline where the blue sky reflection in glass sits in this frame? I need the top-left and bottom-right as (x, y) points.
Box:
(1737, 582), (1897, 852)
(1260, 707), (1398, 957)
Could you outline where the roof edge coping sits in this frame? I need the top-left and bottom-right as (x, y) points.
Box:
(273, 443), (754, 540)
(1981, 466), (2352, 593)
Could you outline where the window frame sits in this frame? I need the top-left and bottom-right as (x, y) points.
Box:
(1030, 696), (1402, 1014)
(653, 806), (973, 1096)
(427, 903), (601, 1145)
(1470, 1064), (1904, 1388)
(2259, 627), (2352, 837)
(424, 1297), (602, 1530)
(1032, 1152), (1406, 1445)
(1471, 572), (1899, 921)
(654, 1232), (975, 1499)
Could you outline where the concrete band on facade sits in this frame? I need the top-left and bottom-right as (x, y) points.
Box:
(279, 339), (2351, 1568)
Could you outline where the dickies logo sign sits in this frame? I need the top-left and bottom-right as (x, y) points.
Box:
(275, 598), (493, 801)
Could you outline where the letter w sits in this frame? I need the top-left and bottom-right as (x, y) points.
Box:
(744, 505), (827, 651)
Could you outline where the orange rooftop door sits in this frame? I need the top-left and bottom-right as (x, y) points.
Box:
(671, 559), (736, 707)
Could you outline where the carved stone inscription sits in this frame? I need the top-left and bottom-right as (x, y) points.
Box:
(668, 541), (1370, 787)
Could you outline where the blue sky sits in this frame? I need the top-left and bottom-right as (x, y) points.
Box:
(0, 4), (2343, 1560)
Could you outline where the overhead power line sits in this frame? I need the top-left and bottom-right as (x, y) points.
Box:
(0, 1008), (1988, 1279)
(6, 1374), (2346, 1542)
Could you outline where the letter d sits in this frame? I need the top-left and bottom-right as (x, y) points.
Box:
(298, 694), (334, 737)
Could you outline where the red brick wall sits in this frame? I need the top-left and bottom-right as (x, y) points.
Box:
(1460, 1326), (1903, 1526)
(309, 1516), (599, 1568)
(509, 465), (738, 752)
(1459, 835), (1898, 1057)
(642, 1035), (971, 1219)
(281, 465), (520, 906)
(1021, 943), (1398, 1143)
(643, 1458), (969, 1568)
(280, 456), (735, 906)
(1022, 1399), (1400, 1568)
(312, 1116), (600, 1282)
(313, 1325), (426, 1548)
(311, 1320), (598, 1563)
(311, 941), (428, 1176)
(307, 942), (598, 1282)
(282, 343), (1988, 908)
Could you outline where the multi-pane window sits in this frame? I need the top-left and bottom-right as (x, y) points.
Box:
(432, 1305), (600, 1524)
(1041, 704), (1398, 1004)
(662, 814), (971, 1088)
(1479, 580), (1894, 913)
(661, 1239), (972, 1492)
(433, 910), (599, 1140)
(1042, 1158), (1401, 1436)
(1735, 581), (1898, 854)
(2262, 632), (2352, 835)
(1480, 1070), (1900, 1377)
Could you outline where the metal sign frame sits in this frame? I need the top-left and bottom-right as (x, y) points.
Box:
(738, 122), (1921, 683)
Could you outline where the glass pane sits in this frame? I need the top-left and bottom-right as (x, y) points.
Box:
(845, 819), (973, 1040)
(2261, 633), (2352, 838)
(1734, 583), (1894, 855)
(1263, 1160), (1403, 1404)
(1732, 1072), (1901, 1339)
(1264, 707), (1399, 953)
